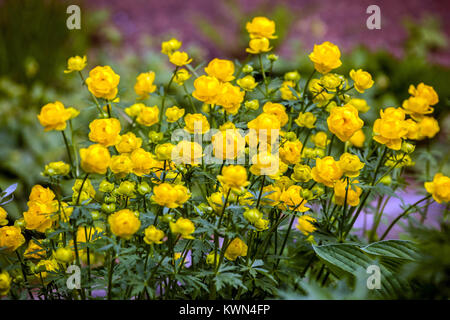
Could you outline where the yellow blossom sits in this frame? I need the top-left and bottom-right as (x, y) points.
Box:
(184, 113), (210, 134)
(88, 118), (121, 147)
(134, 71), (156, 99)
(216, 83), (245, 114)
(279, 140), (303, 165)
(311, 156), (343, 187)
(333, 179), (362, 206)
(295, 112), (317, 129)
(237, 75), (258, 91)
(64, 55), (87, 73)
(108, 209), (141, 240)
(246, 16), (277, 39)
(37, 101), (72, 132)
(309, 41), (342, 74)
(373, 107), (409, 150)
(170, 217), (195, 239)
(205, 58), (235, 82)
(224, 238), (248, 261)
(217, 165), (250, 192)
(152, 183), (191, 209)
(85, 65), (120, 100)
(136, 105), (159, 127)
(246, 37), (272, 54)
(144, 225), (165, 245)
(125, 103), (144, 118)
(349, 129), (365, 148)
(130, 148), (155, 176)
(80, 144), (111, 174)
(109, 154), (133, 178)
(165, 106), (185, 123)
(311, 131), (329, 149)
(279, 185), (310, 212)
(169, 51), (192, 66)
(349, 69), (374, 93)
(327, 104), (364, 142)
(192, 75), (222, 104)
(338, 153), (365, 177)
(161, 38), (182, 55)
(424, 173), (450, 203)
(0, 226), (25, 253)
(408, 83), (438, 106)
(115, 132), (142, 154)
(296, 215), (317, 235)
(173, 68), (191, 85)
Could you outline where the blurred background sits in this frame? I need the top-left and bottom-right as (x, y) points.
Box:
(0, 0), (449, 299)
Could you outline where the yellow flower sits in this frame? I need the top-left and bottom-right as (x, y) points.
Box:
(85, 66), (120, 100)
(208, 191), (227, 213)
(308, 78), (334, 103)
(280, 80), (299, 100)
(80, 144), (111, 174)
(136, 105), (159, 127)
(211, 129), (245, 160)
(373, 107), (409, 150)
(237, 75), (258, 91)
(76, 226), (103, 243)
(262, 102), (288, 127)
(118, 181), (136, 197)
(170, 217), (195, 239)
(295, 112), (317, 129)
(172, 141), (204, 166)
(284, 71), (301, 82)
(144, 225), (165, 245)
(320, 73), (344, 92)
(295, 215), (317, 235)
(88, 118), (121, 147)
(261, 184), (282, 206)
(224, 238), (248, 261)
(333, 179), (362, 206)
(254, 218), (269, 231)
(54, 247), (74, 263)
(246, 37), (272, 54)
(152, 183), (191, 208)
(243, 208), (263, 224)
(184, 113), (210, 134)
(248, 113), (281, 142)
(115, 132), (142, 154)
(279, 140), (303, 165)
(37, 101), (72, 132)
(192, 75), (222, 104)
(0, 226), (25, 253)
(43, 161), (70, 176)
(24, 240), (46, 259)
(245, 99), (259, 110)
(23, 202), (55, 233)
(173, 68), (191, 86)
(217, 165), (250, 192)
(0, 271), (12, 296)
(279, 185), (310, 212)
(29, 185), (55, 204)
(424, 173), (450, 203)
(205, 58), (235, 82)
(327, 104), (364, 142)
(165, 106), (185, 123)
(348, 98), (370, 113)
(408, 83), (439, 106)
(72, 178), (96, 204)
(402, 96), (433, 120)
(417, 116), (440, 139)
(35, 259), (59, 278)
(130, 148), (155, 176)
(155, 143), (175, 161)
(309, 41), (342, 74)
(246, 17), (277, 39)
(311, 156), (343, 187)
(311, 131), (329, 149)
(216, 83), (245, 114)
(349, 129), (365, 148)
(134, 71), (157, 99)
(291, 164), (312, 183)
(109, 154), (133, 178)
(64, 55), (87, 73)
(0, 207), (7, 226)
(161, 38), (182, 55)
(338, 153), (365, 177)
(250, 151), (279, 176)
(169, 51), (192, 66)
(349, 69), (374, 93)
(125, 103), (144, 118)
(108, 209), (141, 240)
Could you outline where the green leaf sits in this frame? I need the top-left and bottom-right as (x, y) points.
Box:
(361, 240), (421, 261)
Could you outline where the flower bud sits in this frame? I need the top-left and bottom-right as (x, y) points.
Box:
(379, 175), (392, 185)
(243, 208), (262, 224)
(101, 203), (116, 213)
(55, 247), (74, 264)
(137, 182), (151, 195)
(312, 185), (325, 197)
(285, 132), (297, 141)
(267, 54), (278, 61)
(99, 180), (114, 193)
(104, 195), (116, 204)
(401, 142), (415, 154)
(117, 181), (135, 197)
(242, 64), (254, 73)
(284, 71), (301, 82)
(148, 131), (163, 143)
(244, 99), (259, 110)
(91, 210), (101, 220)
(162, 214), (175, 223)
(300, 189), (313, 200)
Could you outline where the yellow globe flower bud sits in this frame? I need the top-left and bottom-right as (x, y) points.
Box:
(246, 37), (272, 54)
(148, 131), (164, 143)
(173, 68), (191, 86)
(64, 55), (87, 73)
(165, 106), (185, 123)
(244, 99), (259, 110)
(284, 71), (301, 82)
(43, 161), (70, 177)
(137, 182), (151, 195)
(242, 64), (254, 73)
(144, 225), (165, 245)
(237, 75), (257, 91)
(291, 164), (312, 183)
(117, 181), (135, 197)
(99, 180), (114, 193)
(161, 38), (182, 55)
(54, 247), (74, 264)
(169, 217), (195, 239)
(243, 208), (263, 224)
(155, 143), (175, 161)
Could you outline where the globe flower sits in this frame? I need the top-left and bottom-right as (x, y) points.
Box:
(308, 78), (334, 103)
(43, 161), (70, 177)
(88, 118), (121, 147)
(217, 165), (250, 192)
(333, 179), (362, 207)
(279, 140), (303, 165)
(208, 191), (227, 213)
(295, 215), (317, 235)
(24, 240), (46, 259)
(29, 185), (56, 204)
(224, 238), (248, 261)
(152, 183), (191, 208)
(109, 154), (133, 178)
(349, 69), (374, 93)
(248, 112), (281, 142)
(0, 208), (7, 226)
(280, 81), (299, 100)
(0, 226), (25, 253)
(349, 129), (365, 148)
(237, 75), (258, 91)
(216, 83), (245, 114)
(250, 151), (279, 176)
(192, 75), (222, 104)
(125, 103), (144, 118)
(115, 132), (142, 154)
(155, 143), (175, 161)
(23, 202), (55, 233)
(161, 38), (182, 55)
(424, 173), (450, 203)
(373, 107), (409, 150)
(246, 16), (277, 39)
(320, 73), (344, 92)
(64, 55), (87, 73)
(108, 209), (141, 240)
(134, 71), (157, 99)
(309, 41), (342, 74)
(245, 99), (259, 110)
(37, 101), (72, 132)
(165, 106), (185, 123)
(254, 218), (269, 231)
(211, 129), (245, 160)
(402, 96), (434, 120)
(85, 66), (120, 100)
(291, 164), (312, 183)
(285, 71), (301, 82)
(184, 113), (210, 134)
(279, 185), (310, 212)
(54, 247), (74, 264)
(170, 217), (195, 239)
(130, 148), (154, 176)
(0, 271), (11, 296)
(144, 225), (165, 245)
(262, 102), (288, 127)
(417, 116), (440, 139)
(72, 178), (96, 204)
(169, 51), (192, 66)
(173, 68), (191, 86)
(80, 144), (111, 174)
(76, 226), (103, 243)
(348, 98), (370, 113)
(338, 153), (365, 177)
(205, 58), (235, 82)
(261, 184), (282, 206)
(35, 259), (59, 278)
(311, 156), (343, 187)
(327, 104), (364, 142)
(243, 208), (263, 224)
(295, 112), (317, 129)
(311, 131), (329, 149)
(136, 105), (159, 127)
(246, 37), (272, 54)
(408, 83), (439, 106)
(172, 141), (204, 166)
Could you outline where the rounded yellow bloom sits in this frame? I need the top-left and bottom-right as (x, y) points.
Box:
(280, 80), (299, 100)
(88, 118), (121, 147)
(161, 38), (182, 55)
(64, 55), (87, 73)
(246, 16), (277, 39)
(125, 103), (144, 118)
(373, 107), (409, 150)
(320, 73), (344, 92)
(327, 104), (364, 142)
(24, 239), (46, 259)
(23, 201), (57, 233)
(349, 129), (366, 148)
(291, 164), (312, 183)
(80, 144), (111, 174)
(224, 238), (248, 261)
(155, 143), (175, 161)
(425, 173), (450, 203)
(184, 113), (210, 134)
(0, 226), (25, 253)
(152, 183), (191, 208)
(311, 131), (329, 149)
(309, 41), (342, 74)
(29, 185), (55, 204)
(54, 247), (74, 264)
(245, 99), (259, 110)
(243, 208), (263, 224)
(108, 209), (141, 240)
(205, 58), (235, 82)
(173, 68), (191, 86)
(333, 179), (362, 206)
(311, 156), (343, 187)
(308, 78), (334, 103)
(208, 191), (227, 213)
(130, 148), (155, 176)
(408, 83), (438, 106)
(279, 140), (303, 165)
(250, 151), (279, 176)
(134, 71), (156, 99)
(237, 75), (258, 91)
(217, 165), (250, 192)
(136, 105), (159, 127)
(72, 178), (96, 204)
(338, 153), (364, 177)
(402, 96), (433, 120)
(43, 161), (70, 176)
(37, 101), (72, 132)
(246, 37), (272, 54)
(212, 129), (245, 160)
(216, 83), (245, 114)
(109, 154), (133, 178)
(115, 132), (142, 154)
(165, 106), (185, 123)
(35, 259), (59, 278)
(261, 184), (282, 206)
(0, 271), (12, 296)
(169, 51), (192, 66)
(295, 112), (317, 129)
(248, 113), (281, 142)
(349, 69), (374, 93)
(285, 71), (301, 82)
(172, 140), (204, 166)
(0, 207), (7, 226)
(85, 65), (120, 100)
(417, 116), (440, 139)
(296, 215), (317, 235)
(279, 185), (310, 212)
(144, 225), (165, 245)
(192, 75), (222, 104)
(170, 217), (195, 239)
(262, 102), (288, 127)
